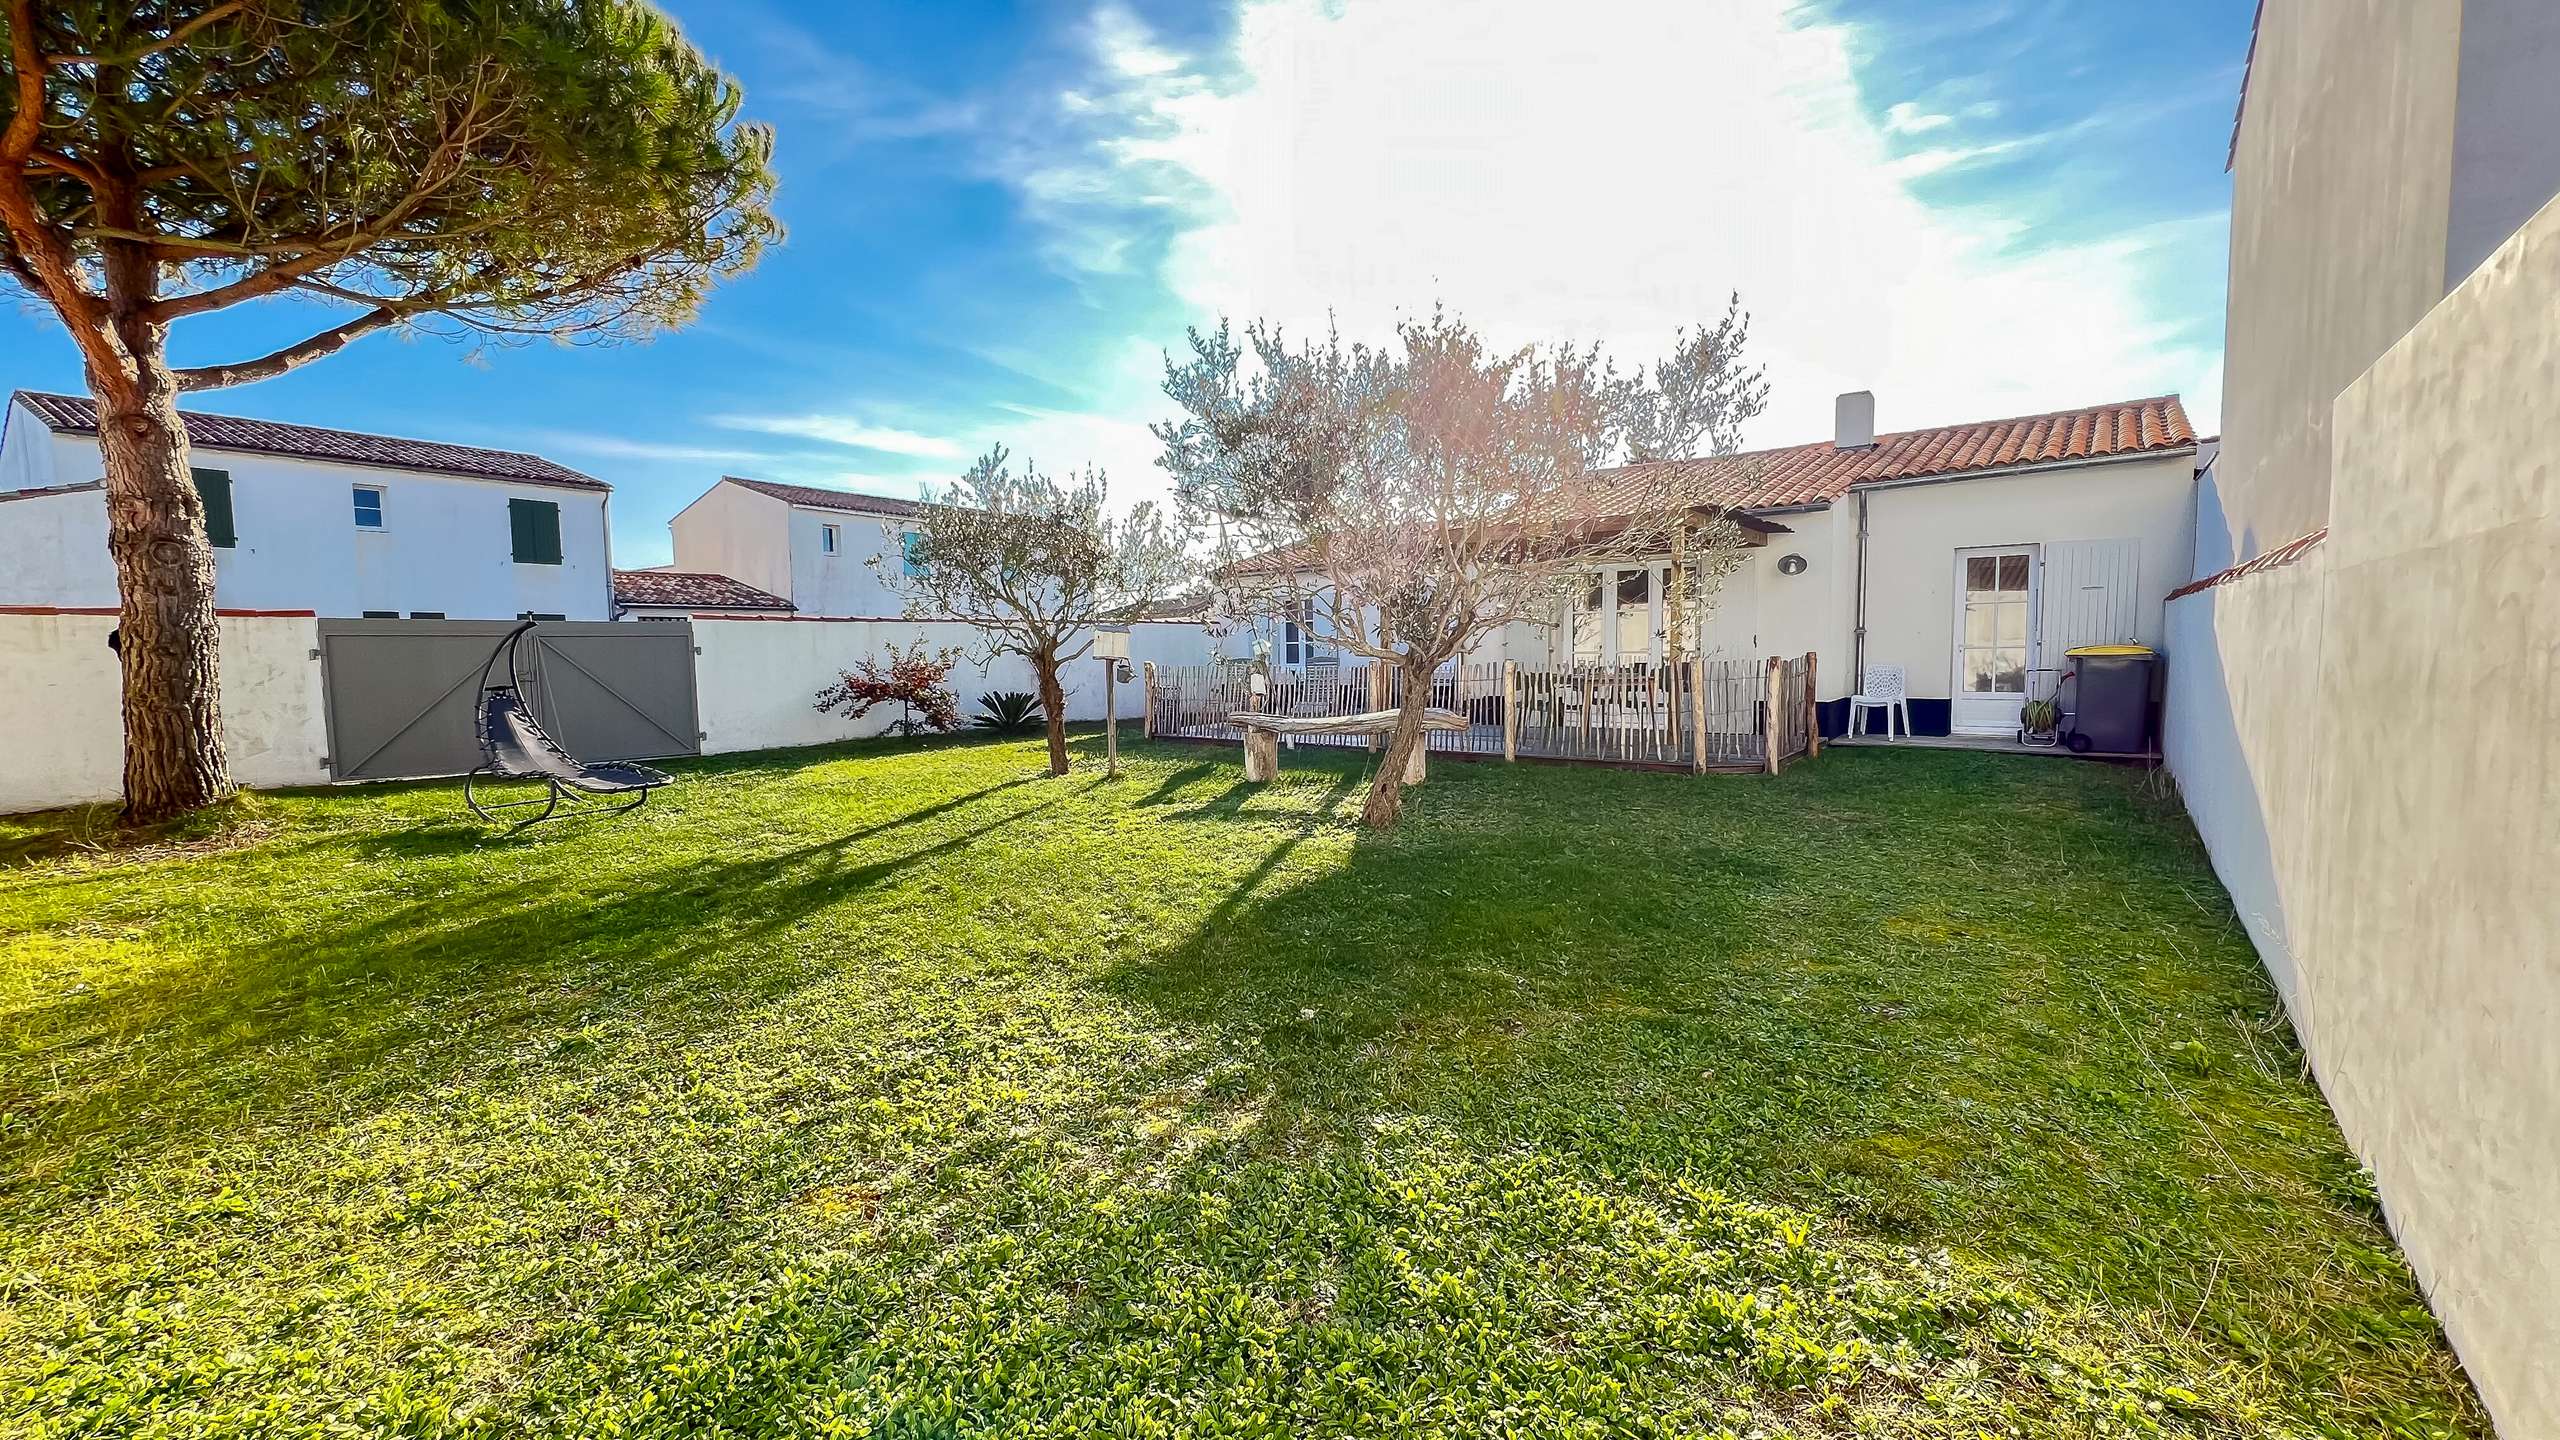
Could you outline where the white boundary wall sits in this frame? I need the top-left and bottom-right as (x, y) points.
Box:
(0, 612), (1220, 814)
(2163, 196), (2560, 1436)
(0, 611), (330, 814)
(674, 618), (1215, 755)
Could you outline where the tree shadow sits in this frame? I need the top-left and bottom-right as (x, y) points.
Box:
(3, 777), (1067, 1199)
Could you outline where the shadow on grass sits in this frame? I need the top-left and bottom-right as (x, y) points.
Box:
(2, 774), (1068, 1195)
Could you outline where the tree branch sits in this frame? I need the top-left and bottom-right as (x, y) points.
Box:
(171, 306), (408, 390)
(45, 2), (248, 70)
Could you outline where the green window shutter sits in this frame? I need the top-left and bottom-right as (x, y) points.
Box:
(509, 498), (562, 564)
(192, 468), (235, 548)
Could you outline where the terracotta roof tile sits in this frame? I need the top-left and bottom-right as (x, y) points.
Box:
(2164, 527), (2325, 602)
(610, 569), (793, 611)
(1584, 394), (2196, 515)
(724, 475), (925, 516)
(12, 391), (605, 491)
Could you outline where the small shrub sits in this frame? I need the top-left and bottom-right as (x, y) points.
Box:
(816, 642), (963, 736)
(973, 691), (1045, 733)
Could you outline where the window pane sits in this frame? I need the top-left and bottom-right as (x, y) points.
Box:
(1965, 556), (1996, 595)
(1998, 554), (2030, 591)
(1995, 603), (2027, 647)
(822, 525), (838, 553)
(1964, 606), (1995, 647)
(1993, 652), (2027, 692)
(1573, 578), (1604, 663)
(1965, 651), (1996, 692)
(1615, 568), (1650, 663)
(352, 487), (383, 528)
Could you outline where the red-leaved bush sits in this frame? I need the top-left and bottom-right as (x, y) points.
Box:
(815, 642), (964, 736)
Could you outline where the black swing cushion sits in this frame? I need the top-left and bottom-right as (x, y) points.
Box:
(478, 688), (671, 795)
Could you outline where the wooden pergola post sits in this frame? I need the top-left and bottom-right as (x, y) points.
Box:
(1502, 659), (1519, 762)
(1366, 663), (1386, 750)
(1763, 655), (1783, 774)
(1803, 652), (1820, 759)
(1142, 661), (1158, 739)
(1688, 657), (1709, 774)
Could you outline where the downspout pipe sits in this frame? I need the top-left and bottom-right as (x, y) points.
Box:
(1851, 489), (1870, 688)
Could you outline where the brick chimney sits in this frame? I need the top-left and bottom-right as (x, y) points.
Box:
(1834, 390), (1876, 450)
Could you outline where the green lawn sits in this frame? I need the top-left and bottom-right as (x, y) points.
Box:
(0, 733), (2484, 1438)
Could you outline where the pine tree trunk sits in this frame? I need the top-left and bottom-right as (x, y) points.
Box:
(95, 350), (232, 823)
(1034, 652), (1070, 776)
(1359, 658), (1439, 829)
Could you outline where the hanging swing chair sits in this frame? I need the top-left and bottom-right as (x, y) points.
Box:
(465, 620), (672, 827)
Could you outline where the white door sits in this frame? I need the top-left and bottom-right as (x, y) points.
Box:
(1951, 546), (2038, 734)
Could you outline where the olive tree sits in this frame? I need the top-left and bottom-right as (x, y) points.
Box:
(0, 1), (778, 820)
(877, 447), (1193, 777)
(1156, 303), (1769, 829)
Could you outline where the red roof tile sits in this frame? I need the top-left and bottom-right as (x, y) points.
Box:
(611, 569), (794, 611)
(2164, 527), (2325, 602)
(13, 391), (605, 491)
(1587, 394), (2198, 515)
(724, 476), (925, 516)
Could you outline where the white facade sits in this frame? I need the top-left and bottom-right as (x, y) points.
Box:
(666, 477), (925, 618)
(0, 397), (612, 620)
(1249, 449), (2196, 739)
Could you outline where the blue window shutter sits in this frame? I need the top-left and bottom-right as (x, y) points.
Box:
(509, 498), (562, 564)
(192, 468), (235, 548)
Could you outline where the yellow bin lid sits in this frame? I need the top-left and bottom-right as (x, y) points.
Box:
(2065, 644), (2155, 657)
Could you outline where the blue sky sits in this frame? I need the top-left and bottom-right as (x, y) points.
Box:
(0, 0), (2253, 568)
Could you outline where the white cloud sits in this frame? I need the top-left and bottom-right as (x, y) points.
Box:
(1013, 0), (2219, 466)
(1883, 101), (1953, 135)
(528, 431), (780, 466)
(709, 412), (967, 459)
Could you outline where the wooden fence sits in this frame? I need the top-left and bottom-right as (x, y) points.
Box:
(1145, 654), (1821, 774)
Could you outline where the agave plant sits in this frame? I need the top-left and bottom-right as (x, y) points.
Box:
(974, 690), (1046, 733)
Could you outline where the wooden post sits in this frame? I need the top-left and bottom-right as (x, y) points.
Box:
(1803, 652), (1820, 760)
(1104, 658), (1120, 776)
(1244, 727), (1278, 781)
(1763, 655), (1782, 775)
(1501, 659), (1519, 762)
(1142, 661), (1158, 739)
(1366, 664), (1386, 750)
(1688, 657), (1709, 774)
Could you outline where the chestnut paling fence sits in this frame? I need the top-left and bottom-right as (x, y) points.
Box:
(1144, 655), (1819, 773)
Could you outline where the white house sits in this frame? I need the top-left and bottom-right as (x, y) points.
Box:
(664, 475), (930, 619)
(1238, 391), (2201, 739)
(0, 391), (614, 620)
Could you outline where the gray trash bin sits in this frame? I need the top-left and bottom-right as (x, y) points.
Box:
(2063, 645), (2157, 754)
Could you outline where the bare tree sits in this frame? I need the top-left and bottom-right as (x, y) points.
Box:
(876, 448), (1193, 777)
(0, 2), (778, 820)
(1156, 304), (1769, 829)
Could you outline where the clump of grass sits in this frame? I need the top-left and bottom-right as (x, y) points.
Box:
(0, 733), (2488, 1437)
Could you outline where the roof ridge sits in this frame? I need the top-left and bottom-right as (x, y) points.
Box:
(15, 389), (563, 466)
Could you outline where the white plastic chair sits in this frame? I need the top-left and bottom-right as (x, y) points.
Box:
(1848, 664), (1910, 740)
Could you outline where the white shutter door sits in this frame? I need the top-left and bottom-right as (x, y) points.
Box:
(2040, 539), (2142, 658)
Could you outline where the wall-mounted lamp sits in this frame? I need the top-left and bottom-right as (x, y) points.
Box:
(1777, 553), (1809, 576)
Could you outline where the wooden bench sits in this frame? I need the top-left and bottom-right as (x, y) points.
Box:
(1232, 708), (1470, 783)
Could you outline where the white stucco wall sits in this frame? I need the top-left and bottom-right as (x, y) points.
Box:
(0, 437), (612, 620)
(1856, 453), (2195, 707)
(692, 618), (1216, 754)
(0, 612), (330, 813)
(667, 481), (790, 600)
(2222, 0), (2462, 561)
(2168, 193), (2560, 1440)
(787, 511), (922, 618)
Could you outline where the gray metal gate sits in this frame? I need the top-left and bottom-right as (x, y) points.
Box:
(316, 620), (701, 782)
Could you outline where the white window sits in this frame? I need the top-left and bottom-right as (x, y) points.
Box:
(1281, 597), (1334, 667)
(352, 484), (384, 529)
(821, 523), (840, 555)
